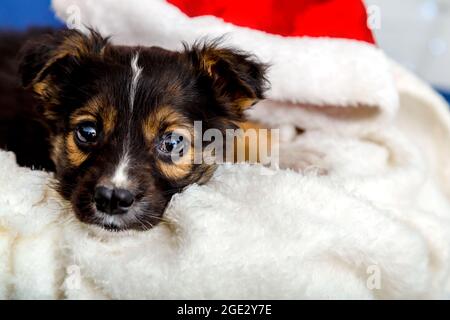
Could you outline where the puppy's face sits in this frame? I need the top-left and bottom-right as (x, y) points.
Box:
(20, 30), (267, 231)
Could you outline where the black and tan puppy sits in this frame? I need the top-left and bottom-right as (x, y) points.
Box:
(0, 29), (268, 231)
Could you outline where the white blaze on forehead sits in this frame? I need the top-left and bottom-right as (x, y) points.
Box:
(129, 52), (143, 112)
(113, 52), (143, 188)
(111, 155), (130, 188)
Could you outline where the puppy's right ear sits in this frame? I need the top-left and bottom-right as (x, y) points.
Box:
(19, 29), (107, 109)
(19, 32), (62, 88)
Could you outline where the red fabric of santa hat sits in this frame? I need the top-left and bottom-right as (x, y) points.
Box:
(168, 0), (375, 43)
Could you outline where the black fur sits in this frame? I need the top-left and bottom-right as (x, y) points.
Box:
(0, 28), (56, 170)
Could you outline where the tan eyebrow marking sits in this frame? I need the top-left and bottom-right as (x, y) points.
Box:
(70, 97), (117, 136)
(70, 97), (102, 126)
(142, 106), (191, 143)
(70, 115), (97, 125)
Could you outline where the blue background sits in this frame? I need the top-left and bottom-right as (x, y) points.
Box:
(0, 0), (449, 103)
(0, 0), (62, 29)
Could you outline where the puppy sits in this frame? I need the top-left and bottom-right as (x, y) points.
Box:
(0, 29), (268, 231)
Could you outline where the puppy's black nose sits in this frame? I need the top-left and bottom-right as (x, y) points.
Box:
(114, 188), (135, 208)
(94, 186), (134, 215)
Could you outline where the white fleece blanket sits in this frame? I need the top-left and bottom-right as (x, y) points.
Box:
(1, 116), (450, 299)
(0, 0), (450, 300)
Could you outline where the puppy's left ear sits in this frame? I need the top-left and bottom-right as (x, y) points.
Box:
(186, 43), (269, 117)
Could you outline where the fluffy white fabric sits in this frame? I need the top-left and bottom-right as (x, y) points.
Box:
(1, 95), (450, 299)
(0, 0), (449, 300)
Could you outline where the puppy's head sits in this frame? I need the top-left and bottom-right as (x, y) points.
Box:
(20, 29), (268, 231)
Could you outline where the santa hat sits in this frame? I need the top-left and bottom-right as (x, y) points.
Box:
(53, 0), (399, 121)
(160, 0), (399, 123)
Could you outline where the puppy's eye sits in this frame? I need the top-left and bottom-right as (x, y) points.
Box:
(158, 132), (186, 154)
(75, 122), (98, 145)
